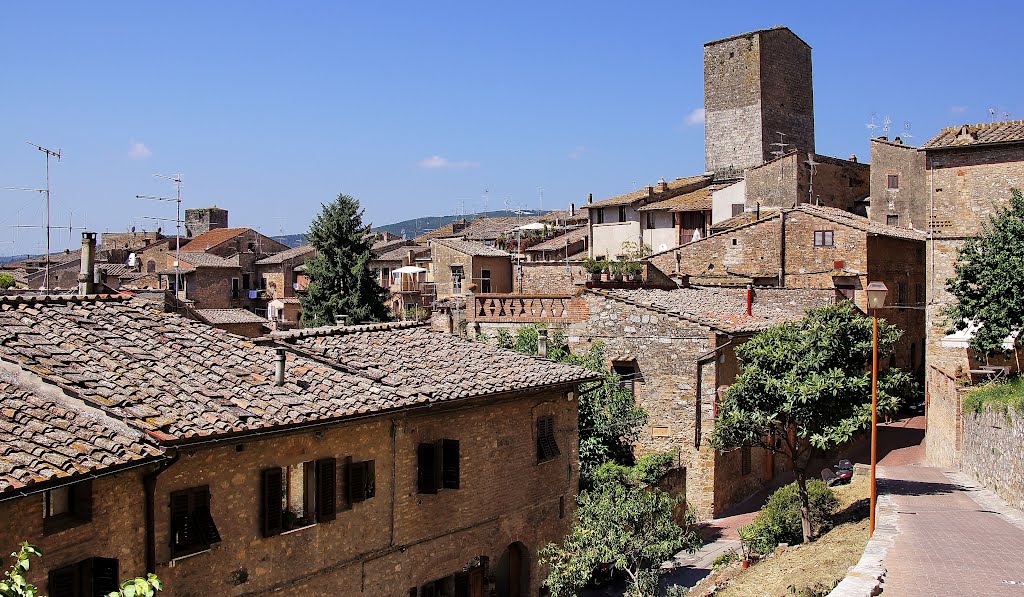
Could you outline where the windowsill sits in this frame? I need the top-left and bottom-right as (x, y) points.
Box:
(169, 547), (212, 565)
(281, 523), (317, 535)
(536, 457), (561, 465)
(43, 514), (89, 536)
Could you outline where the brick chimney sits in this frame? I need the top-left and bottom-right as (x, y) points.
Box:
(537, 328), (548, 358)
(588, 193), (593, 205)
(657, 178), (668, 192)
(78, 231), (97, 295)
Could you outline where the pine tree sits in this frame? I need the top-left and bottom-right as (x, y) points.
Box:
(300, 194), (390, 326)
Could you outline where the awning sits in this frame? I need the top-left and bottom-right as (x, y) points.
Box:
(514, 222), (547, 231)
(392, 266), (427, 276)
(941, 320), (1018, 350)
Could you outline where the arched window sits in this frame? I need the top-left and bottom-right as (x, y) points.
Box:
(147, 260), (156, 273)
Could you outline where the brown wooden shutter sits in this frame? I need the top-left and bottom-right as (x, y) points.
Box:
(85, 557), (120, 596)
(316, 458), (337, 521)
(417, 443), (437, 494)
(364, 460), (376, 499)
(47, 564), (77, 597)
(547, 417), (560, 458)
(72, 479), (93, 522)
(262, 468), (283, 537)
(169, 490), (193, 549)
(349, 460), (366, 503)
(441, 439), (460, 489)
(192, 486), (221, 544)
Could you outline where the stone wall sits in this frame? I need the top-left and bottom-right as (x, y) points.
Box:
(757, 28), (815, 160)
(515, 261), (586, 294)
(925, 364), (965, 467)
(744, 153), (869, 212)
(962, 405), (1024, 511)
(869, 138), (927, 229)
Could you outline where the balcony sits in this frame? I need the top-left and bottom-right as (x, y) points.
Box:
(468, 293), (586, 323)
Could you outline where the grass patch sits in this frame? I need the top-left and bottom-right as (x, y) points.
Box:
(964, 377), (1024, 414)
(710, 474), (870, 597)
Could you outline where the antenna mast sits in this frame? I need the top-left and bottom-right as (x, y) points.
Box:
(805, 153), (820, 206)
(26, 143), (61, 292)
(137, 173), (183, 299)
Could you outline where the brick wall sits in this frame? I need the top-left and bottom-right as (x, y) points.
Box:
(515, 262), (586, 294)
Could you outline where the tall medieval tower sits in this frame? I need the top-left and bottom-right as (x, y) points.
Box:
(703, 26), (815, 180)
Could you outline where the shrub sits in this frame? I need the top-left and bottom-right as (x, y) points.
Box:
(964, 377), (1024, 414)
(711, 548), (740, 570)
(739, 480), (838, 554)
(582, 257), (607, 275)
(0, 273), (14, 290)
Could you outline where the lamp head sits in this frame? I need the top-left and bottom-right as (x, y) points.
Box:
(866, 281), (889, 310)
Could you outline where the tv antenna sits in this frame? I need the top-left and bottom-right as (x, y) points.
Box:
(882, 115), (891, 137)
(1, 143), (61, 292)
(137, 173), (183, 296)
(866, 113), (879, 138)
(805, 153), (820, 206)
(770, 131), (790, 159)
(988, 108), (997, 122)
(903, 121), (914, 141)
(539, 187), (544, 212)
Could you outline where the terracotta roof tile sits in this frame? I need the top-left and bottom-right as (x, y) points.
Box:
(194, 309), (268, 325)
(179, 227), (250, 251)
(921, 120), (1024, 150)
(255, 244), (316, 265)
(588, 175), (712, 208)
(432, 238), (510, 257)
(638, 184), (729, 212)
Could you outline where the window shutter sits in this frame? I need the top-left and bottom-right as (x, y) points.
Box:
(47, 564), (77, 597)
(262, 468), (283, 537)
(417, 443), (437, 494)
(85, 557), (120, 596)
(454, 572), (470, 597)
(547, 418), (561, 459)
(348, 460), (366, 503)
(538, 416), (560, 461)
(316, 458), (337, 521)
(340, 456), (353, 510)
(441, 439), (460, 489)
(170, 490), (193, 549)
(364, 460), (376, 499)
(72, 480), (93, 522)
(192, 486), (221, 544)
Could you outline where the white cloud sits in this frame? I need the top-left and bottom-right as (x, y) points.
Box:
(418, 155), (480, 169)
(568, 145), (589, 160)
(950, 105), (968, 115)
(685, 107), (706, 126)
(128, 141), (152, 160)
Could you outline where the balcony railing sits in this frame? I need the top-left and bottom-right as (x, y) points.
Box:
(468, 293), (585, 323)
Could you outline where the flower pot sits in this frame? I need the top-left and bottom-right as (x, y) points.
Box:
(590, 272), (602, 282)
(741, 559), (750, 569)
(613, 274), (624, 282)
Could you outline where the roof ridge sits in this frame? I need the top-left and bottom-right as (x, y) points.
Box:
(264, 320), (426, 341)
(0, 293), (133, 305)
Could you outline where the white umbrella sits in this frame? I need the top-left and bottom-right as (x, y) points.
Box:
(392, 266), (427, 276)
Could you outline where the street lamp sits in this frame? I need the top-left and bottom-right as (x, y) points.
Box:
(865, 281), (888, 537)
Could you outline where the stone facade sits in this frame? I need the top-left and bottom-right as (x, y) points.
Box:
(185, 207), (229, 238)
(704, 27), (814, 180)
(961, 405), (1024, 512)
(868, 137), (927, 229)
(514, 261), (586, 295)
(743, 152), (869, 212)
(431, 242), (512, 298)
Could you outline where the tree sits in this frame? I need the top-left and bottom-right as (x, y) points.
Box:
(539, 457), (701, 597)
(300, 193), (390, 326)
(0, 273), (15, 290)
(711, 301), (914, 543)
(946, 188), (1024, 355)
(1, 543), (162, 597)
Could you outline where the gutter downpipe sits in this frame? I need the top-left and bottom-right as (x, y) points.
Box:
(694, 339), (735, 449)
(145, 451), (179, 574)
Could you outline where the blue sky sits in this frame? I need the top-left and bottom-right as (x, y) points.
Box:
(1, 1), (1021, 254)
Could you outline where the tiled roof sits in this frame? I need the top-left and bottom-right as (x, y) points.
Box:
(592, 286), (835, 333)
(588, 175), (713, 209)
(795, 205), (925, 241)
(709, 209), (780, 232)
(416, 217), (529, 243)
(255, 244), (316, 265)
(179, 227), (249, 251)
(194, 308), (268, 325)
(285, 326), (599, 401)
(638, 184), (728, 212)
(0, 378), (162, 495)
(432, 238), (510, 258)
(525, 227), (589, 252)
(177, 252), (240, 268)
(539, 209), (589, 224)
(371, 238), (416, 257)
(921, 120), (1024, 150)
(99, 263), (137, 277)
(375, 244), (430, 263)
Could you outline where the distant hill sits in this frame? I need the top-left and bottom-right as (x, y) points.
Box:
(0, 255), (31, 265)
(271, 210), (547, 248)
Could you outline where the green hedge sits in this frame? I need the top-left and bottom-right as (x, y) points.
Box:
(739, 480), (838, 554)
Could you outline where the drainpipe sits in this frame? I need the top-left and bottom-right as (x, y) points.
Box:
(778, 211), (786, 288)
(144, 451), (179, 574)
(746, 284), (753, 317)
(78, 231), (97, 295)
(694, 339), (734, 449)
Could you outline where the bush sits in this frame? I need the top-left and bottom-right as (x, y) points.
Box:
(582, 257), (607, 275)
(964, 377), (1024, 414)
(739, 480), (838, 554)
(0, 273), (14, 290)
(711, 548), (740, 570)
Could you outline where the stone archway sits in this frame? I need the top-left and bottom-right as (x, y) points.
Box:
(494, 542), (529, 597)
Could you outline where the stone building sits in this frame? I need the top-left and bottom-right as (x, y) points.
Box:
(184, 206), (229, 238)
(431, 238), (512, 298)
(0, 295), (595, 597)
(566, 285), (835, 517)
(743, 151), (870, 212)
(868, 136), (928, 230)
(916, 120), (1024, 466)
(704, 26), (814, 180)
(255, 244), (316, 327)
(414, 217), (524, 247)
(648, 204), (927, 379)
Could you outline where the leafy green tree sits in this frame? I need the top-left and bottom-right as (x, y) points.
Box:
(946, 188), (1024, 355)
(739, 480), (838, 555)
(0, 273), (15, 290)
(540, 459), (702, 597)
(1, 543), (162, 597)
(300, 193), (389, 326)
(711, 301), (913, 543)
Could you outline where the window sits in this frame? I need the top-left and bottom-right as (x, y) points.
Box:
(646, 212), (657, 229)
(346, 458), (376, 504)
(481, 269), (491, 293)
(44, 481), (92, 534)
(451, 266), (464, 294)
(242, 273), (251, 289)
(887, 174), (899, 190)
(731, 238), (738, 246)
(381, 267), (391, 288)
(618, 206), (627, 222)
(731, 203), (745, 217)
(813, 230), (834, 247)
(169, 485), (221, 557)
(417, 439), (460, 494)
(260, 276), (267, 290)
(740, 445), (752, 476)
(231, 278), (240, 299)
(261, 458), (338, 537)
(612, 363), (638, 396)
(897, 282), (907, 305)
(536, 416), (560, 463)
(836, 285), (855, 302)
(48, 557), (119, 597)
(887, 214), (899, 227)
(595, 208), (604, 225)
(146, 260), (156, 273)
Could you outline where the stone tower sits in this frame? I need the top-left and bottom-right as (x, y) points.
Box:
(704, 26), (815, 180)
(184, 207), (229, 238)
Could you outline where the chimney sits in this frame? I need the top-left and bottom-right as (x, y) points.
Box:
(334, 314), (349, 327)
(78, 232), (97, 295)
(570, 202), (575, 217)
(587, 193), (593, 205)
(646, 185), (654, 197)
(894, 136), (903, 145)
(657, 178), (668, 192)
(848, 154), (858, 163)
(746, 284), (753, 317)
(537, 328), (548, 358)
(275, 348), (287, 386)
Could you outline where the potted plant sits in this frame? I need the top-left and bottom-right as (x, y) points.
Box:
(582, 257), (606, 282)
(625, 261), (644, 282)
(610, 260), (626, 282)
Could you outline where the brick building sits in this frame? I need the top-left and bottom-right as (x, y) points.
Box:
(704, 26), (814, 181)
(0, 295), (595, 596)
(255, 244), (316, 326)
(565, 285), (835, 517)
(431, 238), (512, 298)
(916, 121), (1024, 466)
(649, 204), (926, 379)
(868, 136), (928, 230)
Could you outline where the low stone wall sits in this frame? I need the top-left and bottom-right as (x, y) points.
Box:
(925, 365), (965, 468)
(962, 406), (1024, 512)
